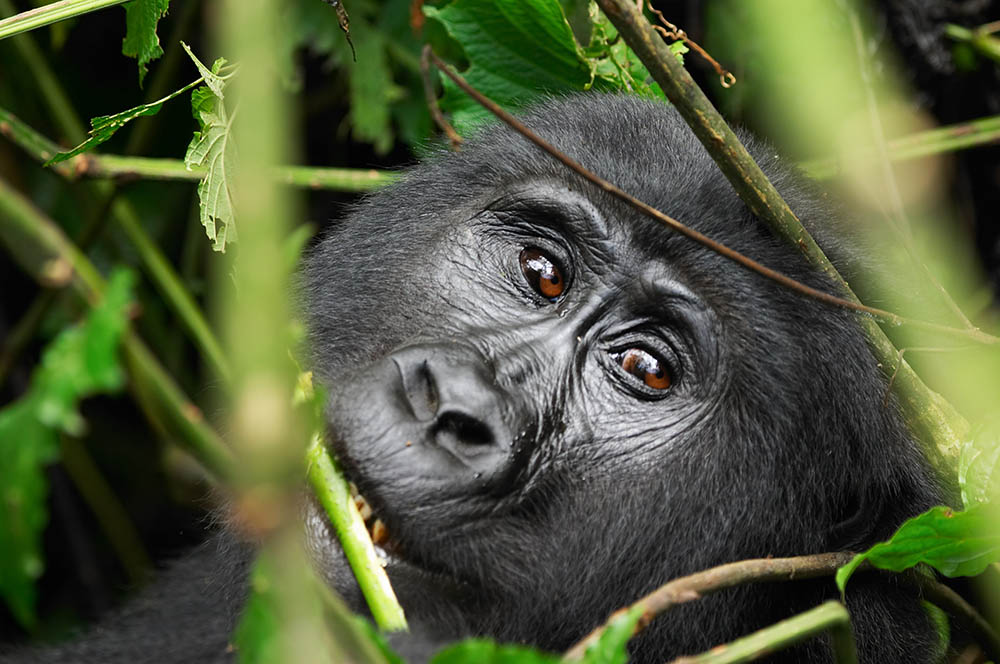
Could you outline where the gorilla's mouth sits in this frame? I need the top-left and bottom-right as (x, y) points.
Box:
(347, 481), (401, 563)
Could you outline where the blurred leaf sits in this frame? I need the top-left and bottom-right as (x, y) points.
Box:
(0, 270), (134, 628)
(183, 48), (237, 252)
(836, 504), (1000, 594)
(423, 0), (593, 133)
(45, 79), (200, 166)
(235, 551), (397, 664)
(430, 606), (640, 664)
(431, 640), (561, 664)
(121, 0), (170, 86)
(348, 19), (395, 155)
(957, 417), (1000, 507)
(579, 605), (642, 664)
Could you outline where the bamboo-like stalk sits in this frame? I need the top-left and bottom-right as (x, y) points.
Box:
(306, 437), (407, 631)
(0, 0), (127, 41)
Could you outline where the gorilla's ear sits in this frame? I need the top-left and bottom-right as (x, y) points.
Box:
(828, 489), (879, 551)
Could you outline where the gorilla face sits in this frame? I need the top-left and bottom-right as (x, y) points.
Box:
(303, 95), (942, 661)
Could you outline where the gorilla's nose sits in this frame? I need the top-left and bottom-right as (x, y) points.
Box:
(391, 343), (516, 479)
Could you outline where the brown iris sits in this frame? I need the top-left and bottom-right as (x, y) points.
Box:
(615, 348), (672, 390)
(519, 248), (565, 301)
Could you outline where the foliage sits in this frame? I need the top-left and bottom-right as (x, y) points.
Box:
(182, 46), (237, 252)
(424, 0), (668, 133)
(122, 0), (171, 86)
(0, 270), (134, 628)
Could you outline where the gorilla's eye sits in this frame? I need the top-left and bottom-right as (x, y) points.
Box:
(519, 247), (565, 301)
(613, 348), (672, 391)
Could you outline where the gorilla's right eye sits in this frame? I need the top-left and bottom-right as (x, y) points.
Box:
(519, 247), (565, 302)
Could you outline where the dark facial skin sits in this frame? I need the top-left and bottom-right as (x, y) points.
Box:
(303, 95), (947, 662)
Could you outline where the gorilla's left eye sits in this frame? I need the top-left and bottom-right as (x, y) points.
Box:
(612, 348), (672, 391)
(519, 247), (566, 301)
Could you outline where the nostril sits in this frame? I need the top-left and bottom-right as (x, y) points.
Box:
(396, 357), (440, 421)
(434, 411), (495, 448)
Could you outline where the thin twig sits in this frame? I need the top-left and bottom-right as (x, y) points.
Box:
(563, 553), (854, 660)
(668, 601), (857, 664)
(425, 49), (998, 347)
(905, 570), (1000, 662)
(420, 44), (463, 149)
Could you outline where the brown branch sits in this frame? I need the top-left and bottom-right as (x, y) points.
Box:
(424, 47), (997, 347)
(906, 570), (1000, 662)
(562, 553), (1000, 663)
(420, 43), (462, 150)
(563, 553), (854, 660)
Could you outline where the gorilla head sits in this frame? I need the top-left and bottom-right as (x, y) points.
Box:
(303, 94), (944, 662)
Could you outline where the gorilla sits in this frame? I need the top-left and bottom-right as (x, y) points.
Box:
(7, 94), (946, 663)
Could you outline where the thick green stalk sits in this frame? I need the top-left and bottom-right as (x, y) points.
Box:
(0, 0), (127, 41)
(306, 437), (407, 631)
(801, 114), (1000, 179)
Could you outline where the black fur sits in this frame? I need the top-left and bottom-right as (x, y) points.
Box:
(5, 94), (946, 663)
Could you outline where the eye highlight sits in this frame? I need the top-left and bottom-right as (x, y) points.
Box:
(519, 247), (565, 301)
(612, 348), (672, 391)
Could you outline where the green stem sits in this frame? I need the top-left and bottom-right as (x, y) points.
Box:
(0, 106), (231, 382)
(946, 23), (1000, 63)
(801, 114), (1000, 179)
(670, 602), (857, 664)
(595, 0), (968, 474)
(0, 0), (128, 41)
(59, 435), (152, 585)
(0, 174), (236, 481)
(306, 436), (408, 632)
(0, 107), (397, 192)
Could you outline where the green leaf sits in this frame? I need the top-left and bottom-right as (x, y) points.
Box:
(429, 606), (640, 664)
(235, 552), (398, 664)
(430, 639), (561, 664)
(0, 270), (134, 628)
(347, 19), (395, 155)
(121, 0), (171, 86)
(957, 417), (1000, 507)
(424, 0), (594, 133)
(45, 78), (201, 166)
(182, 46), (236, 252)
(836, 504), (1000, 594)
(579, 606), (643, 664)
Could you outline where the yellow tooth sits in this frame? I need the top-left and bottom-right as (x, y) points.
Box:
(354, 495), (373, 521)
(371, 519), (388, 546)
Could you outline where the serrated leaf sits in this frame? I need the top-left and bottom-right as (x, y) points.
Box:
(121, 0), (170, 86)
(181, 42), (228, 97)
(347, 19), (395, 155)
(836, 504), (1000, 595)
(45, 78), (200, 166)
(0, 270), (134, 628)
(183, 48), (236, 252)
(424, 0), (594, 133)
